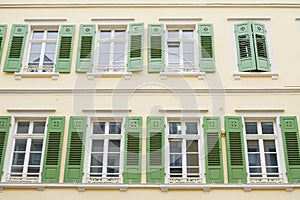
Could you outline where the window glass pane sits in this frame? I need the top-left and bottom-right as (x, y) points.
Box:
(182, 30), (194, 38)
(29, 153), (42, 165)
(30, 43), (42, 52)
(168, 30), (179, 39)
(43, 53), (55, 65)
(168, 45), (180, 65)
(32, 31), (44, 39)
(17, 122), (30, 134)
(93, 122), (105, 134)
(11, 166), (23, 174)
(247, 140), (259, 152)
(45, 43), (57, 52)
(265, 154), (278, 166)
(30, 139), (43, 151)
(115, 30), (126, 38)
(28, 54), (40, 66)
(107, 167), (119, 174)
(262, 122), (274, 134)
(99, 43), (110, 52)
(187, 154), (199, 166)
(108, 140), (120, 152)
(92, 140), (104, 152)
(109, 122), (121, 134)
(27, 167), (40, 175)
(245, 122), (258, 134)
(14, 139), (27, 151)
(100, 30), (111, 39)
(170, 154), (182, 166)
(90, 154), (103, 166)
(266, 168), (279, 174)
(107, 154), (120, 166)
(114, 43), (125, 52)
(186, 140), (198, 152)
(170, 141), (182, 153)
(186, 122), (198, 135)
(33, 122), (46, 134)
(248, 154), (261, 166)
(46, 31), (58, 39)
(183, 43), (194, 52)
(170, 168), (182, 177)
(264, 140), (276, 152)
(90, 167), (102, 174)
(12, 153), (25, 165)
(249, 168), (262, 175)
(169, 122), (181, 134)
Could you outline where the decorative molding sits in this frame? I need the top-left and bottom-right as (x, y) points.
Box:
(233, 72), (278, 80)
(295, 17), (300, 20)
(87, 72), (132, 80)
(24, 18), (67, 22)
(159, 108), (209, 113)
(82, 108), (132, 113)
(227, 17), (271, 21)
(159, 17), (202, 21)
(14, 72), (59, 80)
(160, 72), (205, 80)
(7, 108), (56, 113)
(235, 108), (285, 112)
(91, 17), (134, 22)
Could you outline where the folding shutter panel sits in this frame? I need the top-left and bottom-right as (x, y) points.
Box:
(253, 23), (271, 72)
(124, 116), (142, 183)
(55, 25), (75, 72)
(42, 116), (65, 183)
(0, 25), (7, 63)
(203, 117), (224, 183)
(64, 116), (87, 183)
(146, 116), (164, 183)
(225, 116), (247, 183)
(280, 116), (300, 183)
(234, 22), (256, 72)
(4, 24), (28, 72)
(198, 24), (215, 72)
(128, 23), (144, 72)
(148, 24), (165, 72)
(76, 24), (95, 72)
(0, 116), (11, 180)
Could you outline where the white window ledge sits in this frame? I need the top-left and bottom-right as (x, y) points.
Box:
(82, 108), (132, 113)
(91, 17), (135, 22)
(14, 72), (59, 80)
(87, 72), (132, 80)
(160, 72), (205, 80)
(159, 17), (203, 22)
(24, 18), (67, 22)
(159, 108), (209, 113)
(227, 17), (271, 21)
(235, 108), (285, 112)
(233, 72), (278, 80)
(7, 108), (56, 113)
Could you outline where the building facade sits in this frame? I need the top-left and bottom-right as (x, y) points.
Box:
(0, 0), (300, 199)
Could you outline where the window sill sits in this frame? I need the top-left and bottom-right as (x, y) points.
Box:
(160, 72), (205, 80)
(233, 72), (278, 80)
(14, 72), (59, 80)
(87, 72), (132, 80)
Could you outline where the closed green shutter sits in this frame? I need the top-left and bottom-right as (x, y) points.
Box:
(64, 116), (87, 183)
(148, 24), (165, 72)
(0, 116), (11, 180)
(252, 23), (271, 72)
(76, 24), (95, 72)
(128, 23), (144, 72)
(4, 24), (28, 72)
(0, 25), (7, 63)
(280, 116), (300, 183)
(146, 116), (164, 183)
(198, 24), (215, 72)
(55, 25), (75, 73)
(234, 22), (256, 72)
(42, 116), (65, 183)
(203, 117), (224, 183)
(124, 116), (142, 183)
(225, 116), (247, 183)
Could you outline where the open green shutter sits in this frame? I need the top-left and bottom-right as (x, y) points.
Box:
(4, 24), (28, 72)
(0, 116), (11, 180)
(76, 24), (95, 72)
(198, 24), (215, 72)
(0, 25), (7, 63)
(148, 24), (164, 72)
(124, 116), (142, 183)
(225, 116), (247, 183)
(234, 22), (256, 72)
(253, 23), (271, 72)
(64, 116), (87, 183)
(128, 23), (144, 72)
(42, 116), (65, 183)
(146, 116), (164, 183)
(280, 116), (300, 183)
(55, 25), (75, 73)
(203, 117), (224, 183)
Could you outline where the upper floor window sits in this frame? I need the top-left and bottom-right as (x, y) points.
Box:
(234, 22), (271, 72)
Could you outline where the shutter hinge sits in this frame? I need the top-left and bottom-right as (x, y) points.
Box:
(164, 124), (166, 128)
(279, 124), (281, 127)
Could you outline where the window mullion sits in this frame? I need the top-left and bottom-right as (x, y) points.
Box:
(109, 31), (114, 66)
(23, 138), (32, 177)
(182, 138), (187, 178)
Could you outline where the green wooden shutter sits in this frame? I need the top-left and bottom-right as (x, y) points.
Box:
(64, 116), (87, 183)
(280, 116), (300, 183)
(203, 117), (224, 183)
(252, 22), (271, 72)
(55, 25), (75, 73)
(0, 116), (11, 180)
(0, 25), (7, 63)
(76, 24), (95, 72)
(146, 116), (164, 183)
(198, 24), (215, 72)
(148, 24), (165, 72)
(225, 116), (247, 183)
(128, 23), (144, 72)
(234, 22), (256, 72)
(124, 116), (142, 183)
(4, 24), (28, 72)
(42, 116), (65, 183)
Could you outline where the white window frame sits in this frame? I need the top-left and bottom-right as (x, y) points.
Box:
(165, 117), (205, 184)
(83, 117), (124, 184)
(242, 117), (287, 183)
(3, 117), (48, 183)
(230, 20), (278, 80)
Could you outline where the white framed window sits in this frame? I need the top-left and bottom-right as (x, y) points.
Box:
(85, 119), (124, 183)
(166, 119), (204, 183)
(7, 119), (46, 182)
(166, 25), (197, 73)
(24, 26), (59, 73)
(244, 119), (285, 183)
(94, 25), (127, 73)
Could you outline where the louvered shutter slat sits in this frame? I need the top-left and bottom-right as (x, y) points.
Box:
(128, 23), (144, 72)
(148, 24), (165, 72)
(198, 24), (215, 72)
